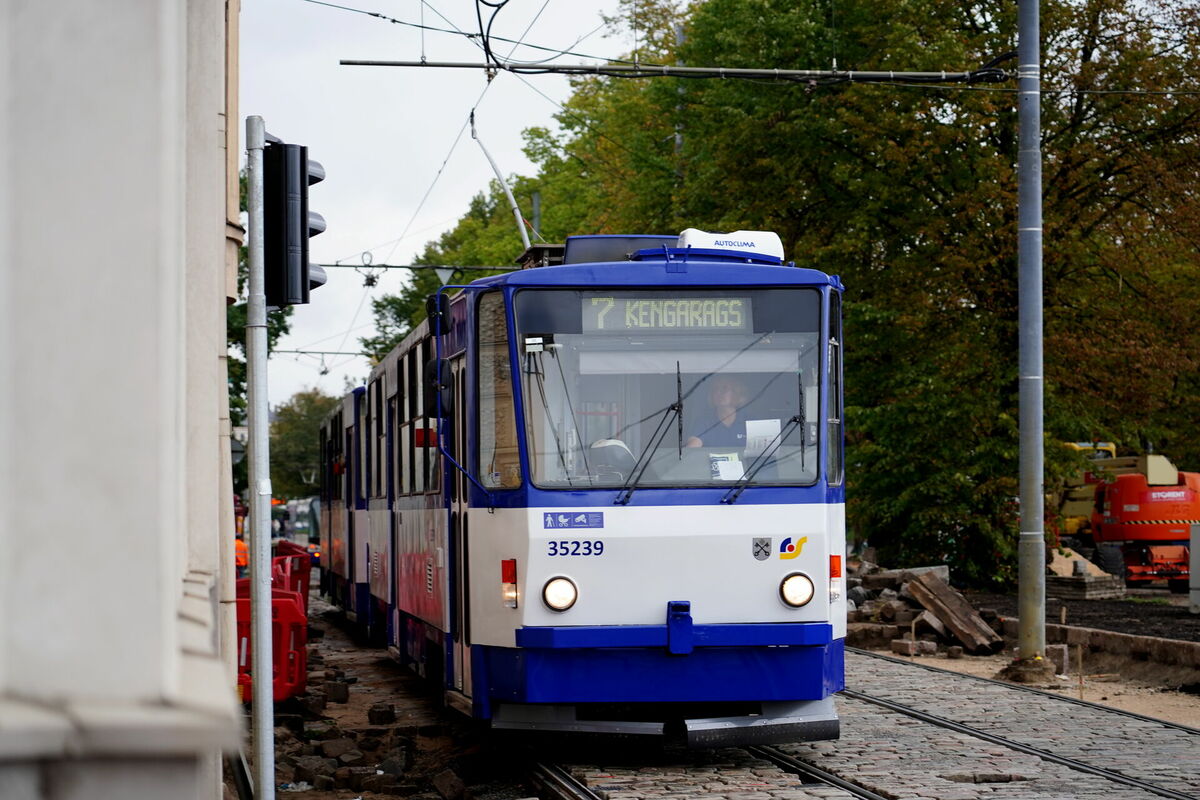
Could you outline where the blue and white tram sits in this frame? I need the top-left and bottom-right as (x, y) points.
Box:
(318, 386), (378, 633)
(324, 229), (846, 745)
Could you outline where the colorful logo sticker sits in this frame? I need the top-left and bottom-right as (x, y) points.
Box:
(779, 536), (808, 560)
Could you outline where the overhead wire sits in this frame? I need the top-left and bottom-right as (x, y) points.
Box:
(301, 0), (643, 67)
(308, 0), (561, 377)
(376, 0), (531, 263)
(290, 323), (376, 351)
(306, 0), (1200, 97)
(329, 281), (375, 371)
(511, 72), (677, 177)
(333, 215), (464, 265)
(859, 82), (1200, 96)
(481, 22), (607, 67)
(418, 0), (425, 62)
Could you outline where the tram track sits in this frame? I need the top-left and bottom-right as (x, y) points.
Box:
(530, 745), (894, 800)
(842, 687), (1199, 800)
(747, 745), (891, 800)
(849, 646), (1200, 735)
(526, 670), (1200, 800)
(528, 761), (604, 800)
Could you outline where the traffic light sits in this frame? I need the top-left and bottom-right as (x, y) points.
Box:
(264, 140), (326, 306)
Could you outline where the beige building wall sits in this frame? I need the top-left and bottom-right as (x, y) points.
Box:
(0, 1), (241, 797)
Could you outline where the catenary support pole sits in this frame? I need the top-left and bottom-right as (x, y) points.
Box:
(1016, 0), (1046, 662)
(245, 114), (276, 800)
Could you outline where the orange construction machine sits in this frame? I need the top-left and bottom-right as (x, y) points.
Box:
(1086, 455), (1198, 592)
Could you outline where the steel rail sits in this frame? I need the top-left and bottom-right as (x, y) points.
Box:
(848, 647), (1200, 735)
(843, 689), (1198, 800)
(528, 762), (604, 800)
(747, 746), (891, 800)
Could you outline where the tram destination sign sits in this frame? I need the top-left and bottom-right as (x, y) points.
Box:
(583, 295), (752, 333)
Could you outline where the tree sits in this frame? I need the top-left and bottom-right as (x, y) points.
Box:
(360, 186), (524, 360)
(668, 0), (1200, 583)
(270, 388), (339, 499)
(363, 0), (1200, 585)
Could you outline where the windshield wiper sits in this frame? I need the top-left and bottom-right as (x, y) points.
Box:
(525, 350), (575, 487)
(616, 362), (684, 505)
(722, 373), (806, 505)
(548, 346), (592, 481)
(675, 362), (684, 458)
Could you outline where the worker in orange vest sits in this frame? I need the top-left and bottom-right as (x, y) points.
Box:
(234, 536), (248, 578)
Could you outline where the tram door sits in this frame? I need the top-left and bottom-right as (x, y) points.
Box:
(450, 354), (472, 698)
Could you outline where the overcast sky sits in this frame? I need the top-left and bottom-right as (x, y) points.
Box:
(240, 0), (626, 405)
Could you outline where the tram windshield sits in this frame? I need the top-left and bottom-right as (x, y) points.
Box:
(513, 288), (822, 489)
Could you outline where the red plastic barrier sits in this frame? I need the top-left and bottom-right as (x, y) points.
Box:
(235, 577), (308, 703)
(273, 540), (313, 615)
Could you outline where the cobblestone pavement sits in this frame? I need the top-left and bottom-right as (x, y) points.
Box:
(563, 748), (859, 800)
(831, 650), (1200, 797)
(776, 698), (1172, 800)
(556, 649), (1200, 800)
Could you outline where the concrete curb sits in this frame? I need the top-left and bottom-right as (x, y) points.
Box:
(1000, 617), (1200, 668)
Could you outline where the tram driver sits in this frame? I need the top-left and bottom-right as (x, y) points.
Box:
(685, 375), (749, 449)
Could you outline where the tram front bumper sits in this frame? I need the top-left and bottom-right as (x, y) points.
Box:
(490, 696), (840, 747)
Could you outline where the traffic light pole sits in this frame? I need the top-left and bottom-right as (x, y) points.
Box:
(245, 115), (277, 800)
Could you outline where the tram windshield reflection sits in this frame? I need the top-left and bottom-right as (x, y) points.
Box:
(514, 288), (823, 489)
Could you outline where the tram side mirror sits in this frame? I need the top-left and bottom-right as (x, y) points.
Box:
(424, 358), (453, 418)
(426, 293), (450, 328)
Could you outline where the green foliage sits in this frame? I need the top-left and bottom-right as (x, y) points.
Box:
(363, 0), (1200, 586)
(270, 388), (340, 499)
(1126, 596), (1171, 606)
(359, 186), (521, 359)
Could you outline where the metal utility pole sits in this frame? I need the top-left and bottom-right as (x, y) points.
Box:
(1016, 0), (1047, 666)
(245, 114), (277, 800)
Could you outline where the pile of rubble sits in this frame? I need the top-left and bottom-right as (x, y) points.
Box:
(274, 704), (419, 795)
(846, 562), (1004, 657)
(257, 604), (533, 800)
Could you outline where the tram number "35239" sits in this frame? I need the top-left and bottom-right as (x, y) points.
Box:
(547, 540), (605, 556)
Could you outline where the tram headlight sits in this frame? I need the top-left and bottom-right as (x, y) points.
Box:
(542, 576), (578, 611)
(780, 572), (815, 608)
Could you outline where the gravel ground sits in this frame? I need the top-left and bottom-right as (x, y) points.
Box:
(225, 584), (1200, 800)
(228, 596), (535, 800)
(966, 588), (1200, 642)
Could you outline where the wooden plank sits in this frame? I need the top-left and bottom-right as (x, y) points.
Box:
(907, 572), (1004, 653)
(912, 609), (947, 639)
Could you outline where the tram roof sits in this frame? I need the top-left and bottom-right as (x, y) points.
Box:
(464, 259), (840, 291)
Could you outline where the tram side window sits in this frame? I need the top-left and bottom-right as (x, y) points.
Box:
(330, 412), (344, 501)
(478, 292), (520, 488)
(356, 401), (367, 504)
(420, 337), (439, 492)
(319, 434), (329, 504)
(393, 359), (404, 497)
(388, 395), (399, 498)
(371, 379), (386, 498)
(827, 293), (844, 486)
(413, 341), (428, 493)
(400, 352), (414, 495)
(400, 424), (413, 495)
